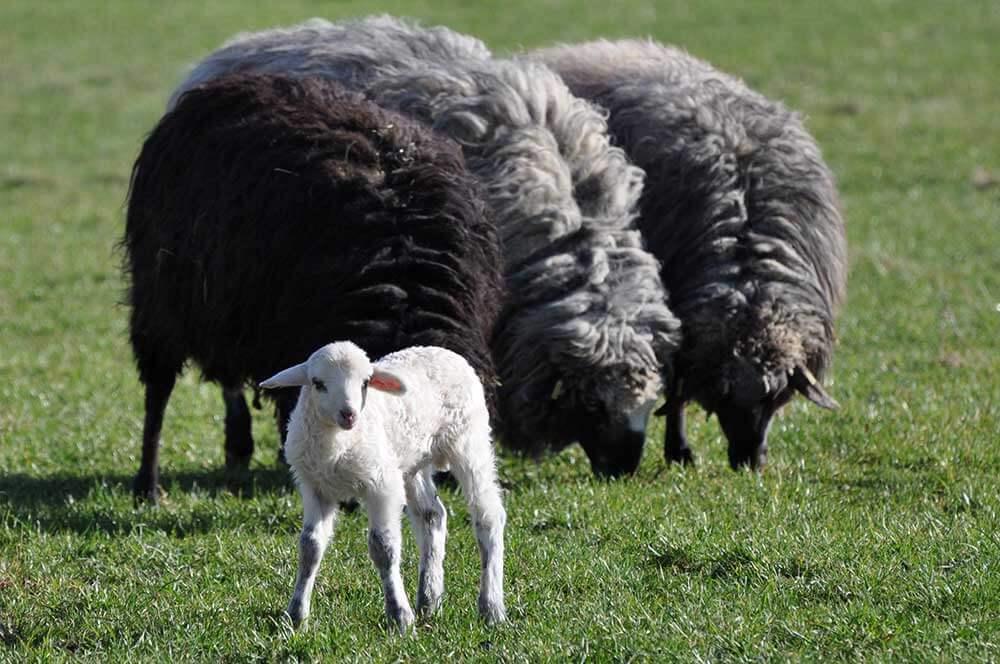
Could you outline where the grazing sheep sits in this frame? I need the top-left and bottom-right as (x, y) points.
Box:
(170, 16), (682, 477)
(261, 341), (506, 631)
(533, 40), (847, 469)
(123, 73), (502, 502)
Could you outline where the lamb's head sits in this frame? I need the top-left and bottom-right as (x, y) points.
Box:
(260, 342), (405, 430)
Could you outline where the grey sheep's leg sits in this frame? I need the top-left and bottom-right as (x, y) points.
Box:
(663, 397), (695, 466)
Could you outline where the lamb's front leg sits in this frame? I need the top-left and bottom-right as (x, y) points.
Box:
(367, 482), (415, 633)
(405, 467), (448, 616)
(286, 485), (338, 628)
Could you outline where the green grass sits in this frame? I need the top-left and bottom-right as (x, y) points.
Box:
(2, 0), (999, 660)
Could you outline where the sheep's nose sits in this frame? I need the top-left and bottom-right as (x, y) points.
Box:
(339, 408), (356, 429)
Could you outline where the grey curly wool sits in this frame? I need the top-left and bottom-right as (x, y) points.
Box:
(171, 17), (682, 476)
(533, 39), (847, 469)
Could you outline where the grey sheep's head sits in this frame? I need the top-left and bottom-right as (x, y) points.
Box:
(544, 363), (663, 478)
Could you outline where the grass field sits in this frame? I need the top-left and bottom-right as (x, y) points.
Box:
(2, 0), (999, 660)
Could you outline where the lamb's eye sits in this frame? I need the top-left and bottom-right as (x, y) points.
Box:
(362, 378), (370, 394)
(311, 378), (327, 392)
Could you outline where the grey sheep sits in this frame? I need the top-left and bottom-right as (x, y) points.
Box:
(170, 17), (682, 477)
(534, 39), (847, 469)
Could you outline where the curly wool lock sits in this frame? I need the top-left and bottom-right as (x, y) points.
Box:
(534, 39), (847, 470)
(123, 73), (502, 501)
(171, 16), (682, 477)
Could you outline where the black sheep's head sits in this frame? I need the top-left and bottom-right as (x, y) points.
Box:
(683, 355), (838, 470)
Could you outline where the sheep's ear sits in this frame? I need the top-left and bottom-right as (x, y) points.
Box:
(370, 369), (406, 396)
(790, 365), (839, 410)
(260, 363), (309, 389)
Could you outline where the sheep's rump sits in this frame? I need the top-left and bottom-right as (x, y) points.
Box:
(535, 40), (846, 394)
(124, 73), (502, 410)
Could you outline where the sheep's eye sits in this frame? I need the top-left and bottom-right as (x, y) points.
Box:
(311, 378), (327, 392)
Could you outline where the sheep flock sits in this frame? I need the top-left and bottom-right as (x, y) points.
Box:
(120, 13), (847, 630)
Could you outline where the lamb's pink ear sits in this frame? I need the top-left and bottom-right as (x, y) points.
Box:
(370, 368), (406, 396)
(260, 362), (309, 389)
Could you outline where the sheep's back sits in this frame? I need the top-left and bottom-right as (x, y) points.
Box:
(124, 73), (502, 408)
(168, 15), (492, 110)
(536, 40), (846, 380)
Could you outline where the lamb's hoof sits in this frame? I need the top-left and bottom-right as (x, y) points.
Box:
(479, 599), (507, 626)
(285, 602), (308, 630)
(416, 592), (443, 618)
(390, 606), (415, 634)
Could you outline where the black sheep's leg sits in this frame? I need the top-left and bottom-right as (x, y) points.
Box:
(663, 397), (695, 466)
(134, 372), (177, 504)
(275, 388), (299, 467)
(223, 386), (254, 470)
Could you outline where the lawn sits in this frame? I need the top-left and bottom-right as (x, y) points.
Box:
(1, 0), (998, 660)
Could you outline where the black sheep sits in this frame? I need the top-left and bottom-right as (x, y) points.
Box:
(122, 73), (503, 501)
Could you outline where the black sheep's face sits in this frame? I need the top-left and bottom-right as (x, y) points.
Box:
(695, 359), (838, 470)
(713, 397), (784, 470)
(548, 373), (659, 479)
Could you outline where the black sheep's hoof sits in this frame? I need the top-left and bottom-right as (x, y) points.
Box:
(223, 462), (253, 497)
(665, 445), (695, 466)
(132, 475), (160, 505)
(224, 450), (252, 472)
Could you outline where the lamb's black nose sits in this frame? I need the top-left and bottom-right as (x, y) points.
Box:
(339, 408), (356, 429)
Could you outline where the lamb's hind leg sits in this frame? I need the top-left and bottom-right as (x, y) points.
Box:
(405, 467), (447, 617)
(449, 422), (506, 625)
(367, 482), (414, 633)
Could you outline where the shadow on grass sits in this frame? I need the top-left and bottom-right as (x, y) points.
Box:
(0, 466), (297, 536)
(648, 545), (757, 580)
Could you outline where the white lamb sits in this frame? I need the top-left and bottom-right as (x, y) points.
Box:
(260, 341), (507, 632)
